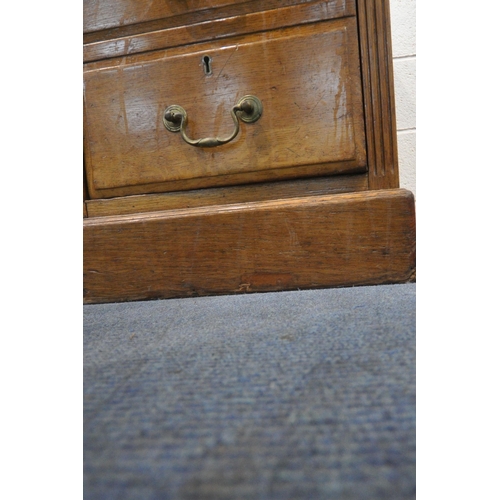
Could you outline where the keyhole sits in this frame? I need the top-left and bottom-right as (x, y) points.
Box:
(202, 55), (212, 75)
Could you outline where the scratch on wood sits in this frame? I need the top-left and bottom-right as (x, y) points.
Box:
(310, 91), (326, 113)
(118, 80), (129, 135)
(285, 219), (300, 248)
(286, 147), (300, 157)
(216, 45), (239, 80)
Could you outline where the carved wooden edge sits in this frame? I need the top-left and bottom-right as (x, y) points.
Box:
(356, 0), (399, 189)
(87, 159), (365, 200)
(84, 189), (416, 304)
(86, 174), (368, 217)
(83, 161), (89, 218)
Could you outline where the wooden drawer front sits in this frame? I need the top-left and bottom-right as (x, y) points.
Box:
(84, 18), (366, 199)
(84, 0), (250, 33)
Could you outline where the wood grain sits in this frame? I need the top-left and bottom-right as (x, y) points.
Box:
(357, 0), (399, 189)
(83, 0), (355, 62)
(85, 174), (368, 217)
(84, 0), (250, 33)
(84, 189), (416, 303)
(84, 18), (366, 199)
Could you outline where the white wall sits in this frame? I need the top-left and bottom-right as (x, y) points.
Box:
(390, 0), (416, 198)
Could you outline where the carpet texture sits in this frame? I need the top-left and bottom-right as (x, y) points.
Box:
(84, 283), (416, 499)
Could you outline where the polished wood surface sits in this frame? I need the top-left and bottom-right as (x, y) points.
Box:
(84, 0), (354, 63)
(84, 18), (366, 199)
(85, 0), (261, 33)
(84, 189), (415, 303)
(86, 174), (368, 217)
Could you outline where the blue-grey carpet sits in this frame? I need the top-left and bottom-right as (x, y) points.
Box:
(83, 283), (416, 500)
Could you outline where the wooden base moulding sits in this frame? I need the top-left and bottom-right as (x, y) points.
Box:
(83, 189), (416, 304)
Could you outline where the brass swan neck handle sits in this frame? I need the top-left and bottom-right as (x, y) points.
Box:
(163, 95), (263, 148)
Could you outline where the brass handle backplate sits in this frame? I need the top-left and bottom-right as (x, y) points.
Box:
(163, 95), (263, 148)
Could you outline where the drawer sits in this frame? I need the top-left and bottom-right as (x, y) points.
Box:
(84, 0), (250, 33)
(83, 0), (340, 35)
(84, 17), (366, 199)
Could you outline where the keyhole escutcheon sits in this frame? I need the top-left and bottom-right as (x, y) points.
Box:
(202, 55), (212, 75)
